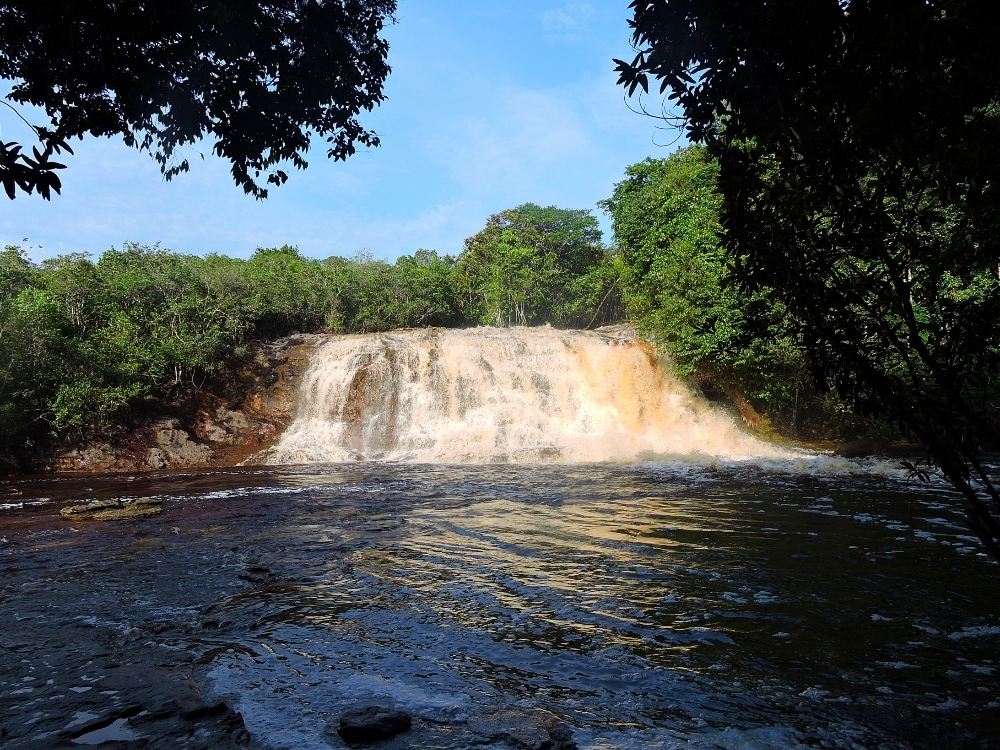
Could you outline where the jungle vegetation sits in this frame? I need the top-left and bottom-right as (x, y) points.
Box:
(1, 161), (881, 464)
(616, 0), (1000, 555)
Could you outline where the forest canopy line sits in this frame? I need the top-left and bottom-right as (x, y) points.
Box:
(0, 202), (629, 457)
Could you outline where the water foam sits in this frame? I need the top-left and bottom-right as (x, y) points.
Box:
(259, 326), (801, 465)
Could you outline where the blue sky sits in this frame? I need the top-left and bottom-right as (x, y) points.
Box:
(1, 1), (679, 263)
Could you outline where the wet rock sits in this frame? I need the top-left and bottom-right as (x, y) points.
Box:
(1, 627), (251, 750)
(467, 709), (577, 750)
(835, 439), (879, 458)
(60, 497), (163, 521)
(334, 705), (412, 745)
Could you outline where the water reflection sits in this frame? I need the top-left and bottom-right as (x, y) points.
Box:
(1, 462), (998, 749)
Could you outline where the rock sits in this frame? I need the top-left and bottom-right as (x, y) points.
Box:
(154, 419), (213, 463)
(334, 705), (412, 745)
(27, 333), (317, 476)
(60, 497), (163, 521)
(147, 447), (167, 469)
(835, 439), (879, 458)
(467, 709), (576, 750)
(217, 407), (251, 433)
(203, 409), (251, 444)
(54, 668), (250, 748)
(50, 443), (117, 472)
(203, 420), (229, 443)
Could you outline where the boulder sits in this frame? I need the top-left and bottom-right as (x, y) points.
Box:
(50, 443), (117, 472)
(202, 408), (252, 445)
(154, 419), (212, 463)
(334, 705), (412, 745)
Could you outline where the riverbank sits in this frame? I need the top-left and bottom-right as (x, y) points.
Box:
(1, 334), (318, 475)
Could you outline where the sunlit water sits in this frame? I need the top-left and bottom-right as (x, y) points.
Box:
(2, 461), (999, 748)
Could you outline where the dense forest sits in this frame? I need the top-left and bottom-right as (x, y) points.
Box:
(2, 146), (883, 459)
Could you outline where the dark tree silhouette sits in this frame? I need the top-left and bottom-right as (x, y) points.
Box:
(0, 0), (396, 199)
(615, 1), (1000, 558)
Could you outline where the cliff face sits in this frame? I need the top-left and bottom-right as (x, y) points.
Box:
(33, 334), (318, 474)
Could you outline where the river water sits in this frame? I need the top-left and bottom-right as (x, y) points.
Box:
(2, 460), (999, 749)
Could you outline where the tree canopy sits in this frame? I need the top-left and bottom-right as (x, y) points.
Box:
(0, 206), (619, 466)
(616, 1), (1000, 555)
(0, 0), (396, 199)
(602, 146), (802, 433)
(453, 204), (616, 329)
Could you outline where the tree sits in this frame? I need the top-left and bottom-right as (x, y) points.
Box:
(615, 1), (1000, 556)
(602, 146), (801, 432)
(454, 210), (556, 327)
(453, 204), (615, 328)
(0, 0), (396, 199)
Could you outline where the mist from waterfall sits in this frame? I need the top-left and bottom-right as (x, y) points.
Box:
(260, 326), (797, 464)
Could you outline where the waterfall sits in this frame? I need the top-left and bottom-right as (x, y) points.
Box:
(259, 326), (794, 464)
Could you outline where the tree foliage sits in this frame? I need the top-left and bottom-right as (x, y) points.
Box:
(602, 146), (802, 431)
(616, 0), (1000, 556)
(454, 204), (618, 328)
(0, 0), (396, 199)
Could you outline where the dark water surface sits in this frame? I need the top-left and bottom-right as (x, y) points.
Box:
(2, 462), (999, 748)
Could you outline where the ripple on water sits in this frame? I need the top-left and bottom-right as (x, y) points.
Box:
(0, 462), (998, 749)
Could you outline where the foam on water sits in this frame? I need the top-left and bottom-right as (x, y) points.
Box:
(260, 327), (803, 465)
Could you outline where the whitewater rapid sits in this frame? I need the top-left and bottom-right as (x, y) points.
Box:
(258, 326), (800, 465)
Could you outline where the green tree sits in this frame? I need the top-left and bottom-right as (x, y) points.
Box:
(454, 204), (616, 328)
(242, 246), (331, 334)
(0, 247), (56, 442)
(602, 146), (801, 431)
(455, 212), (556, 327)
(0, 0), (396, 199)
(342, 250), (458, 332)
(616, 0), (1000, 556)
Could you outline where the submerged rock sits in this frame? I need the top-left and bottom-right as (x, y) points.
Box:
(334, 705), (412, 745)
(60, 497), (163, 521)
(835, 439), (880, 458)
(467, 708), (577, 750)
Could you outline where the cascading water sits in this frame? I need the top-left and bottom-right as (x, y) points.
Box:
(260, 326), (796, 464)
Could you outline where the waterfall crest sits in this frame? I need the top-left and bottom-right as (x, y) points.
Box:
(259, 326), (793, 464)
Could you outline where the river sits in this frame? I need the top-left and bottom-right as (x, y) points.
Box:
(2, 461), (998, 748)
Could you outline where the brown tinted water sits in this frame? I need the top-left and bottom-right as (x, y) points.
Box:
(1, 461), (999, 749)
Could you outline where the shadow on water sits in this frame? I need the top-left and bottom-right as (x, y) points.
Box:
(1, 462), (999, 748)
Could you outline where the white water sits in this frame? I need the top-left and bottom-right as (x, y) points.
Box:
(260, 326), (799, 465)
